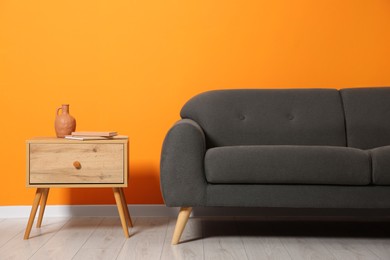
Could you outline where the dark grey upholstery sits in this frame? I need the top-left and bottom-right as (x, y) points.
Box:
(370, 146), (390, 185)
(205, 145), (371, 185)
(160, 87), (390, 209)
(341, 87), (390, 149)
(160, 119), (207, 206)
(206, 185), (390, 208)
(181, 89), (346, 148)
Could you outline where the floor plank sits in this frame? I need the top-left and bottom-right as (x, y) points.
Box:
(160, 218), (204, 260)
(30, 217), (103, 260)
(72, 248), (122, 260)
(0, 218), (28, 248)
(280, 237), (336, 260)
(202, 218), (248, 260)
(80, 217), (128, 249)
(237, 219), (292, 260)
(116, 217), (169, 260)
(357, 239), (390, 260)
(72, 217), (131, 259)
(0, 218), (69, 259)
(244, 237), (292, 260)
(320, 237), (381, 260)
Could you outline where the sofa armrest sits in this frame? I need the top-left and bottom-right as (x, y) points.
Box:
(160, 119), (207, 207)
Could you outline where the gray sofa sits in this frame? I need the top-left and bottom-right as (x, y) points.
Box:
(160, 87), (390, 244)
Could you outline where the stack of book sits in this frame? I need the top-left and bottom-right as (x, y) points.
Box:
(65, 131), (119, 140)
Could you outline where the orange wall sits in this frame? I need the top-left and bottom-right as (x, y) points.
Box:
(1, 1), (390, 206)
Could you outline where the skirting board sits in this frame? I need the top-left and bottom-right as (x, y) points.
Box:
(0, 205), (179, 218)
(1, 205), (390, 219)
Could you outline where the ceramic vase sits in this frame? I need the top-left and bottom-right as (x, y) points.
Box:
(55, 104), (76, 138)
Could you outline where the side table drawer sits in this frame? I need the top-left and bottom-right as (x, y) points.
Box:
(28, 143), (124, 184)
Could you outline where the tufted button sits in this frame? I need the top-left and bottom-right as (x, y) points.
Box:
(287, 114), (294, 120)
(239, 115), (246, 120)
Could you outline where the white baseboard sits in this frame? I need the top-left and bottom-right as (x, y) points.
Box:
(1, 205), (390, 219)
(0, 205), (179, 218)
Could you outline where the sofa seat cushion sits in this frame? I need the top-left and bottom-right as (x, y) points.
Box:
(205, 145), (371, 185)
(370, 146), (390, 185)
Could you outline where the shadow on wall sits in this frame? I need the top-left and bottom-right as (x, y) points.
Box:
(66, 162), (164, 205)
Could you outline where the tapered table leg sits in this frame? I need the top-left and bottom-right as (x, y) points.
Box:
(119, 188), (133, 228)
(113, 188), (130, 238)
(36, 188), (49, 228)
(24, 188), (43, 239)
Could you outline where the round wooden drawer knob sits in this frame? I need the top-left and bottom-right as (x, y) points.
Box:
(73, 161), (82, 169)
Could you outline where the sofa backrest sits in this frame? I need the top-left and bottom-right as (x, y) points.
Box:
(341, 87), (390, 149)
(181, 89), (347, 148)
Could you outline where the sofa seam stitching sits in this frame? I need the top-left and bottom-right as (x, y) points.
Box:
(338, 90), (349, 147)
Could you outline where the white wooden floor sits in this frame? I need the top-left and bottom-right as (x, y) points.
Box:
(0, 217), (390, 259)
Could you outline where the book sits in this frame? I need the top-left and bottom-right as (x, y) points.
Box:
(71, 131), (118, 137)
(65, 135), (115, 140)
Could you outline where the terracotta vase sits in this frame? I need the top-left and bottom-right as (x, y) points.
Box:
(55, 104), (76, 138)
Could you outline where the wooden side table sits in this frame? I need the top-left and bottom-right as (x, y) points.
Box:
(24, 137), (133, 239)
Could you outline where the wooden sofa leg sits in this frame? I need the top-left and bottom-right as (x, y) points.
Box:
(172, 207), (192, 245)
